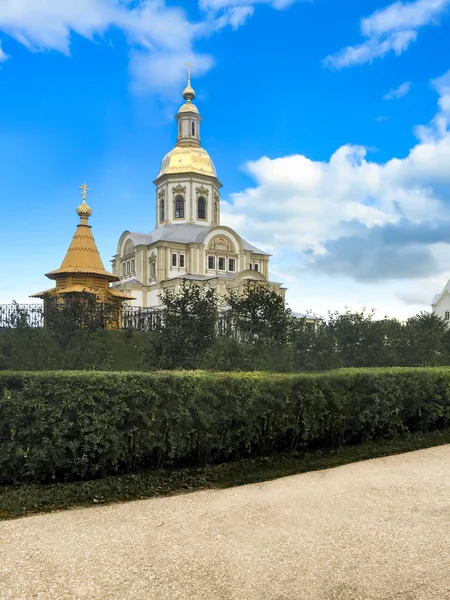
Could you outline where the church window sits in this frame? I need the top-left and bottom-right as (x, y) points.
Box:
(208, 256), (215, 270)
(131, 259), (135, 273)
(192, 122), (195, 136)
(179, 254), (185, 268)
(150, 262), (156, 279)
(175, 196), (184, 218)
(250, 263), (253, 270)
(218, 257), (225, 271)
(254, 264), (259, 272)
(228, 258), (235, 272)
(214, 202), (218, 223)
(197, 197), (206, 219)
(126, 261), (131, 274)
(160, 198), (165, 222)
(122, 262), (126, 276)
(446, 311), (450, 321)
(172, 253), (177, 267)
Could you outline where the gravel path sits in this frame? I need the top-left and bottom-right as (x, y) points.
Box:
(1, 445), (450, 600)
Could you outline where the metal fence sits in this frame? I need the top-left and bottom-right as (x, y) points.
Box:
(0, 304), (45, 328)
(0, 304), (317, 333)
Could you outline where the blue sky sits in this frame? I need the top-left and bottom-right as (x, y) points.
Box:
(1, 0), (450, 318)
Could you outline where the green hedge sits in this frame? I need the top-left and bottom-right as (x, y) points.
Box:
(1, 368), (450, 484)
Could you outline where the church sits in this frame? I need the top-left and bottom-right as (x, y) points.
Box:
(111, 69), (285, 307)
(432, 281), (450, 322)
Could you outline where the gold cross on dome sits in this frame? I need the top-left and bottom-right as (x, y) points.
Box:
(79, 182), (90, 200)
(185, 61), (193, 83)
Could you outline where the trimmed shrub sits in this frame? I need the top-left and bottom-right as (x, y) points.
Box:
(1, 368), (450, 484)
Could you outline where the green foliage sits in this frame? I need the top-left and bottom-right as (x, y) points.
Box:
(3, 428), (450, 520)
(2, 368), (450, 484)
(140, 282), (219, 370)
(3, 289), (450, 373)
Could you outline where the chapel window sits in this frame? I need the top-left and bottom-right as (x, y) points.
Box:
(214, 201), (218, 223)
(150, 262), (156, 279)
(160, 198), (165, 222)
(131, 259), (135, 273)
(175, 196), (184, 218)
(228, 258), (235, 272)
(197, 197), (206, 219)
(254, 264), (258, 272)
(445, 311), (449, 321)
(218, 257), (225, 271)
(122, 262), (126, 276)
(179, 254), (185, 268)
(192, 122), (195, 136)
(126, 261), (130, 275)
(172, 253), (177, 267)
(208, 256), (215, 270)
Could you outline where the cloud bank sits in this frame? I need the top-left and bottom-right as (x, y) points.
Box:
(0, 0), (296, 94)
(221, 69), (450, 313)
(324, 0), (450, 69)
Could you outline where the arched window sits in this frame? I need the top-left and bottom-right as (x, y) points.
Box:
(175, 195), (184, 218)
(214, 201), (218, 224)
(192, 121), (195, 136)
(197, 197), (206, 219)
(160, 198), (165, 222)
(445, 311), (449, 321)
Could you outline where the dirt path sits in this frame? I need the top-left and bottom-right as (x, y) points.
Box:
(1, 445), (450, 600)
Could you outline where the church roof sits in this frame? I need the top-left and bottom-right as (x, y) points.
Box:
(127, 224), (270, 255)
(432, 283), (450, 306)
(45, 196), (119, 282)
(156, 145), (218, 179)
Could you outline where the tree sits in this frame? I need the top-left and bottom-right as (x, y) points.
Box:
(223, 283), (292, 370)
(141, 281), (219, 370)
(402, 312), (450, 367)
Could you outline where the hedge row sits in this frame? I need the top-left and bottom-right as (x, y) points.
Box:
(1, 368), (450, 484)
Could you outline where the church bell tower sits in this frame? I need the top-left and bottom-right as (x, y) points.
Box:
(153, 64), (222, 229)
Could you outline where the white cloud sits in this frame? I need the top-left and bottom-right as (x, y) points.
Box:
(324, 0), (450, 69)
(221, 69), (450, 318)
(383, 81), (412, 100)
(0, 0), (295, 94)
(0, 41), (7, 62)
(199, 0), (295, 10)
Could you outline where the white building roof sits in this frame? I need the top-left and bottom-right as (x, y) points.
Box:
(128, 224), (269, 255)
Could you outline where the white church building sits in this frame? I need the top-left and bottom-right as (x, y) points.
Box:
(111, 72), (285, 307)
(432, 281), (450, 322)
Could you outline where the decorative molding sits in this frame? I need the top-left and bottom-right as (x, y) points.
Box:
(172, 184), (186, 195)
(123, 239), (135, 257)
(208, 235), (235, 254)
(196, 185), (209, 197)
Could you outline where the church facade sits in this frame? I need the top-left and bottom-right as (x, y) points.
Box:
(111, 73), (285, 307)
(432, 281), (450, 322)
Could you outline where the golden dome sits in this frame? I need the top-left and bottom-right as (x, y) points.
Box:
(76, 199), (92, 218)
(182, 82), (195, 101)
(178, 101), (199, 114)
(157, 145), (217, 179)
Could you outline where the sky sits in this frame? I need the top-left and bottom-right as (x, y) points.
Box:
(1, 0), (450, 320)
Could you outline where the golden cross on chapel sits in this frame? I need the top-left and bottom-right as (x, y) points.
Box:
(185, 61), (193, 83)
(79, 182), (90, 200)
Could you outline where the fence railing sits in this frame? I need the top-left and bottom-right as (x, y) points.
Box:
(0, 304), (316, 333)
(0, 304), (45, 328)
